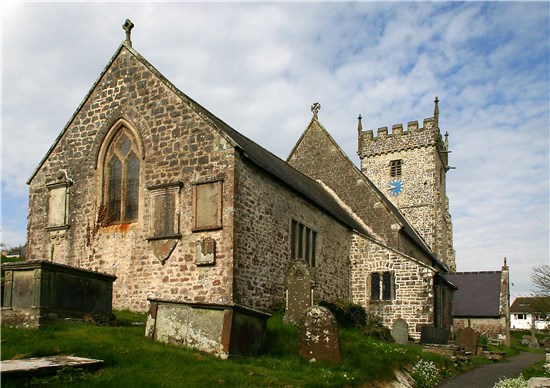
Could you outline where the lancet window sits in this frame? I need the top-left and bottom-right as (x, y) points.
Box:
(103, 127), (140, 223)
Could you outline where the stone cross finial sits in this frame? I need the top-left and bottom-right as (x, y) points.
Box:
(311, 102), (321, 118)
(123, 19), (135, 47)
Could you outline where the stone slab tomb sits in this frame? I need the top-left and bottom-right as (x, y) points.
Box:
(298, 305), (341, 363)
(1, 260), (116, 328)
(1, 356), (103, 381)
(145, 299), (270, 358)
(284, 260), (315, 325)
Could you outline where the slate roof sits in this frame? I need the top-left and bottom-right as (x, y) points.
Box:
(28, 41), (370, 237)
(510, 296), (550, 313)
(443, 271), (502, 317)
(288, 119), (448, 272)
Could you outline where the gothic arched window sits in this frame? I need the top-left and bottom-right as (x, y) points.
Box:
(104, 127), (140, 223)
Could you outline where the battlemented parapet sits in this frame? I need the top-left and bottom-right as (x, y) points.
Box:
(356, 98), (456, 272)
(358, 117), (448, 169)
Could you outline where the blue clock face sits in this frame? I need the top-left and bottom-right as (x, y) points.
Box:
(388, 179), (404, 196)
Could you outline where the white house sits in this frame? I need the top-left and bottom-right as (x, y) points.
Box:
(510, 297), (550, 330)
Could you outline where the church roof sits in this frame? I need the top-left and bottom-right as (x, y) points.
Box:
(288, 117), (449, 271)
(444, 271), (502, 317)
(28, 40), (370, 237)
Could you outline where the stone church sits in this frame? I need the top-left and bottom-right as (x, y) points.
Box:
(26, 21), (457, 345)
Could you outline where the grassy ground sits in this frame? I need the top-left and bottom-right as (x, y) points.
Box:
(3, 313), (545, 387)
(1, 311), (458, 387)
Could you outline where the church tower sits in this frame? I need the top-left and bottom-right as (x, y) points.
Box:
(357, 98), (456, 271)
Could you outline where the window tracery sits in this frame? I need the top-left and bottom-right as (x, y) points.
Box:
(103, 128), (140, 223)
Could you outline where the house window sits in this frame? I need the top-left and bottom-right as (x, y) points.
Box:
(516, 314), (526, 320)
(290, 220), (317, 267)
(390, 160), (402, 177)
(104, 128), (140, 223)
(192, 180), (223, 231)
(370, 271), (394, 301)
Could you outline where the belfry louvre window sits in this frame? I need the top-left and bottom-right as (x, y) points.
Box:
(104, 128), (140, 223)
(370, 271), (394, 301)
(390, 159), (402, 177)
(290, 220), (317, 267)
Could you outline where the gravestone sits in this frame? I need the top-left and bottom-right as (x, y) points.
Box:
(283, 260), (315, 325)
(392, 318), (409, 345)
(420, 326), (450, 345)
(455, 327), (480, 354)
(298, 305), (340, 363)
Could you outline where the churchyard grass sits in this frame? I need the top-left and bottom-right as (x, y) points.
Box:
(0, 312), (488, 387)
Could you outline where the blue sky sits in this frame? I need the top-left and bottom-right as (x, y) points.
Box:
(1, 2), (549, 299)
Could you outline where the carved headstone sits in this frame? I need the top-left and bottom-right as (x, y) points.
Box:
(392, 318), (409, 345)
(284, 260), (315, 325)
(298, 305), (340, 363)
(455, 327), (480, 354)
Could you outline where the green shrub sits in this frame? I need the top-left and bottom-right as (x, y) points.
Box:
(318, 299), (367, 328)
(362, 313), (394, 342)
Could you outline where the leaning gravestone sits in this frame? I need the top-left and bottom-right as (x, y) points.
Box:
(298, 305), (341, 363)
(392, 318), (409, 345)
(455, 327), (480, 354)
(283, 260), (315, 325)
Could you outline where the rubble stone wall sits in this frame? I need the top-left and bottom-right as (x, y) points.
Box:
(27, 46), (237, 312)
(233, 156), (351, 312)
(350, 234), (436, 340)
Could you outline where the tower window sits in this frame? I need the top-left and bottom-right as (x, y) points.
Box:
(390, 160), (402, 177)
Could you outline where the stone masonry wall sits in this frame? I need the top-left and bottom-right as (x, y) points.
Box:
(233, 155), (351, 312)
(454, 317), (508, 339)
(350, 234), (436, 340)
(27, 46), (237, 312)
(358, 119), (455, 270)
(287, 119), (400, 249)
